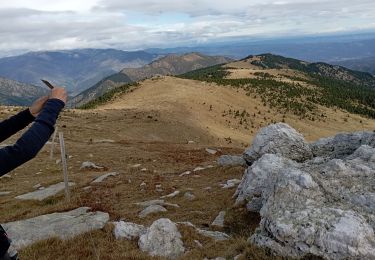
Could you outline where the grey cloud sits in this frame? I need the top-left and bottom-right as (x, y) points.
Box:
(0, 0), (374, 55)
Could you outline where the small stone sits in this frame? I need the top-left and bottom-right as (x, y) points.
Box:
(211, 211), (226, 227)
(33, 184), (42, 189)
(184, 192), (196, 201)
(83, 186), (92, 191)
(161, 191), (180, 199)
(206, 148), (217, 155)
(221, 179), (241, 189)
(139, 205), (167, 218)
(179, 171), (191, 177)
(194, 240), (203, 248)
(140, 182), (146, 187)
(141, 168), (147, 172)
(193, 167), (205, 172)
(135, 200), (165, 207)
(0, 191), (11, 196)
(91, 172), (119, 183)
(131, 164), (142, 168)
(80, 161), (106, 171)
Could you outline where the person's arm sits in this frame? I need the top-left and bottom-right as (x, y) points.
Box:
(0, 109), (35, 143)
(0, 99), (65, 176)
(0, 96), (49, 143)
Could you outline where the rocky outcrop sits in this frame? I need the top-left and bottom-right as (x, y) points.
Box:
(235, 124), (375, 260)
(310, 131), (375, 159)
(2, 207), (109, 249)
(139, 218), (185, 258)
(243, 123), (312, 164)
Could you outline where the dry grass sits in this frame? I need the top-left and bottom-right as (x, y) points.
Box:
(0, 74), (371, 259)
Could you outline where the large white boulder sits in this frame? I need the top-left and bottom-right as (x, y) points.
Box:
(243, 123), (312, 164)
(138, 218), (185, 258)
(235, 144), (375, 259)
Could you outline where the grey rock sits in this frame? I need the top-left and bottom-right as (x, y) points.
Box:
(178, 222), (230, 241)
(91, 172), (119, 183)
(197, 229), (230, 241)
(235, 145), (375, 259)
(160, 190), (180, 199)
(139, 218), (185, 258)
(113, 221), (146, 240)
(194, 239), (203, 248)
(0, 191), (11, 196)
(221, 179), (242, 189)
(2, 207), (109, 249)
(184, 192), (196, 201)
(205, 148), (218, 155)
(218, 155), (247, 167)
(139, 205), (167, 218)
(179, 171), (191, 177)
(243, 123), (312, 164)
(310, 131), (375, 159)
(80, 161), (105, 170)
(193, 166), (206, 172)
(33, 183), (42, 189)
(15, 182), (75, 201)
(211, 211), (226, 227)
(135, 199), (166, 207)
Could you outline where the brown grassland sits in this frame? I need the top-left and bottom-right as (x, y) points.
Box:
(1, 75), (374, 259)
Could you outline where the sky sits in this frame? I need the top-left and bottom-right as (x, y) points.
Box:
(0, 0), (375, 56)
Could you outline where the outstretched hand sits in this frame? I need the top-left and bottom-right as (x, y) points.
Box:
(29, 96), (49, 117)
(50, 87), (67, 104)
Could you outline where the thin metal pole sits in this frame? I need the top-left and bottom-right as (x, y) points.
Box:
(50, 127), (58, 160)
(59, 132), (70, 201)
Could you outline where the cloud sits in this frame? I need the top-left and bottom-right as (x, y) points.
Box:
(0, 0), (374, 56)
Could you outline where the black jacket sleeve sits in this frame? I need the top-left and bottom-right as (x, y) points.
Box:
(0, 99), (65, 176)
(0, 109), (35, 143)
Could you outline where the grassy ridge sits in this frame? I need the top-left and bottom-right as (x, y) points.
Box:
(179, 63), (375, 119)
(79, 82), (139, 109)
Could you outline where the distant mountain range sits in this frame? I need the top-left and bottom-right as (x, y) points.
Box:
(0, 77), (47, 106)
(0, 49), (159, 95)
(147, 36), (375, 62)
(333, 57), (375, 75)
(69, 53), (232, 107)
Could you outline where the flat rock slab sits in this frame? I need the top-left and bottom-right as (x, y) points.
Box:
(139, 205), (167, 218)
(0, 191), (11, 196)
(15, 182), (75, 201)
(2, 207), (109, 249)
(91, 172), (119, 183)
